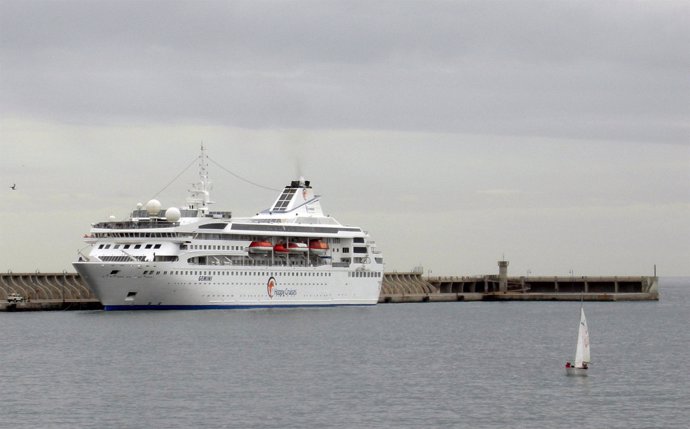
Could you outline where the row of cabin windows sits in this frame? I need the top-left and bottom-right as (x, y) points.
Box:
(99, 243), (161, 250)
(142, 270), (334, 277)
(138, 270), (380, 278)
(349, 272), (381, 278)
(191, 244), (243, 251)
(194, 234), (343, 243)
(95, 232), (349, 243)
(98, 241), (360, 254)
(188, 244), (356, 253)
(95, 232), (181, 238)
(194, 234), (257, 241)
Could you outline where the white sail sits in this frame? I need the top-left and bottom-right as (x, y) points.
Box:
(574, 306), (591, 368)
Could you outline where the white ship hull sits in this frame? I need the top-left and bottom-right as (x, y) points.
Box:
(74, 261), (381, 310)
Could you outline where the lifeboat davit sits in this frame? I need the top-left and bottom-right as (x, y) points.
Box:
(309, 240), (329, 255)
(288, 242), (308, 253)
(248, 241), (273, 253)
(273, 243), (289, 255)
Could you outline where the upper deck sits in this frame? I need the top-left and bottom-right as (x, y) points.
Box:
(80, 146), (379, 269)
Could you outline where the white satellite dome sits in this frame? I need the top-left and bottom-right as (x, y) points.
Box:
(165, 207), (181, 222)
(145, 199), (161, 216)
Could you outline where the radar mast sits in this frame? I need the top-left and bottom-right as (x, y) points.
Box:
(187, 143), (214, 215)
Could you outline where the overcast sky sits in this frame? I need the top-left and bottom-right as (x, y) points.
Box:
(1, 0), (688, 277)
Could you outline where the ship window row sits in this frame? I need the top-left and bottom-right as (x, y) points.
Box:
(193, 234), (342, 244)
(349, 272), (381, 278)
(142, 270), (333, 277)
(94, 232), (180, 238)
(231, 224), (361, 234)
(101, 256), (146, 262)
(194, 233), (253, 241)
(98, 243), (162, 250)
(190, 244), (243, 251)
(189, 244), (343, 252)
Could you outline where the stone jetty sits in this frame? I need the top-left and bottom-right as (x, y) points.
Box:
(1, 261), (658, 311)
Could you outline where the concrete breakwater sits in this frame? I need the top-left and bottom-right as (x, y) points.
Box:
(1, 268), (658, 311)
(381, 272), (658, 303)
(0, 272), (101, 311)
(381, 260), (658, 302)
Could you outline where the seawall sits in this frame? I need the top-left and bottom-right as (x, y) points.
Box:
(1, 270), (658, 311)
(381, 272), (659, 303)
(0, 272), (102, 311)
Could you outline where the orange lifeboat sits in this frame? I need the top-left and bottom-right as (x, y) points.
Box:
(288, 242), (308, 253)
(273, 243), (289, 255)
(248, 241), (273, 253)
(309, 240), (329, 255)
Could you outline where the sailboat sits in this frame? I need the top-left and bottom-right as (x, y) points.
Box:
(565, 305), (591, 376)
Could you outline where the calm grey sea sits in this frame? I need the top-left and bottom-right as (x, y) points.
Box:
(1, 278), (688, 428)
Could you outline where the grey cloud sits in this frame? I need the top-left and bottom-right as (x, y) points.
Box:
(1, 0), (688, 142)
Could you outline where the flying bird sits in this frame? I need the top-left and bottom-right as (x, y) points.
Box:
(10, 183), (16, 190)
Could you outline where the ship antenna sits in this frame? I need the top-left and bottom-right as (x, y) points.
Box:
(200, 142), (208, 191)
(187, 143), (214, 215)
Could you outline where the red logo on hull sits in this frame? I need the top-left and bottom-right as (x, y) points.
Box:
(267, 276), (276, 298)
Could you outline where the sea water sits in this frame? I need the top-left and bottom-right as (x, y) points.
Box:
(1, 278), (688, 428)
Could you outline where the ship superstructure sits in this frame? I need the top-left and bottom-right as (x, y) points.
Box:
(73, 147), (383, 310)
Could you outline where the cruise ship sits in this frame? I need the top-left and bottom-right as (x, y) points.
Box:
(73, 147), (383, 310)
